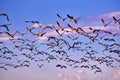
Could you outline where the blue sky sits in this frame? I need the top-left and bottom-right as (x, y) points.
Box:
(0, 0), (120, 80)
(0, 0), (120, 24)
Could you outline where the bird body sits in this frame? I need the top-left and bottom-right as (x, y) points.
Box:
(67, 14), (80, 23)
(113, 16), (120, 24)
(56, 64), (67, 68)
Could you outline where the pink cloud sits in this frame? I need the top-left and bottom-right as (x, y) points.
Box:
(0, 36), (20, 41)
(75, 70), (86, 80)
(36, 25), (120, 43)
(46, 25), (120, 36)
(0, 36), (10, 41)
(112, 69), (120, 80)
(32, 23), (44, 28)
(83, 11), (120, 20)
(58, 73), (63, 77)
(58, 73), (68, 80)
(32, 11), (120, 43)
(58, 71), (86, 80)
(98, 12), (120, 19)
(37, 36), (48, 42)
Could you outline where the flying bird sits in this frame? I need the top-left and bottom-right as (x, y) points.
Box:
(101, 18), (111, 27)
(0, 13), (10, 21)
(26, 27), (35, 33)
(79, 58), (89, 63)
(0, 24), (10, 31)
(16, 31), (26, 36)
(94, 69), (102, 74)
(37, 64), (44, 68)
(56, 13), (67, 21)
(113, 16), (120, 24)
(43, 25), (54, 30)
(67, 24), (77, 33)
(0, 66), (7, 70)
(56, 64), (67, 68)
(0, 42), (4, 45)
(25, 20), (39, 24)
(31, 31), (46, 37)
(4, 31), (17, 38)
(56, 21), (63, 30)
(104, 38), (115, 42)
(67, 14), (80, 23)
(81, 65), (89, 68)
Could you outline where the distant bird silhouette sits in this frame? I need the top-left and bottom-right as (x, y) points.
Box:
(0, 42), (4, 45)
(77, 27), (85, 33)
(56, 21), (63, 30)
(55, 29), (65, 36)
(94, 69), (102, 74)
(54, 21), (65, 36)
(67, 24), (77, 33)
(26, 39), (38, 43)
(104, 38), (115, 42)
(0, 66), (7, 70)
(67, 34), (79, 41)
(16, 31), (26, 36)
(25, 20), (39, 24)
(3, 56), (12, 60)
(113, 16), (120, 24)
(72, 65), (79, 68)
(56, 64), (67, 68)
(79, 58), (89, 63)
(110, 50), (120, 57)
(101, 18), (111, 27)
(0, 32), (3, 34)
(93, 29), (102, 33)
(43, 24), (54, 30)
(46, 54), (57, 62)
(87, 33), (98, 43)
(0, 13), (9, 21)
(0, 24), (10, 31)
(81, 65), (89, 68)
(26, 27), (35, 33)
(56, 13), (67, 21)
(31, 31), (46, 37)
(67, 14), (80, 23)
(37, 64), (44, 68)
(4, 31), (17, 38)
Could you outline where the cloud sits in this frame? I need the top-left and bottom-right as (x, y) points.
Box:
(46, 25), (120, 36)
(32, 23), (44, 28)
(32, 23), (55, 28)
(83, 11), (120, 20)
(33, 11), (120, 43)
(58, 73), (63, 77)
(74, 70), (86, 80)
(81, 11), (120, 26)
(0, 36), (20, 41)
(0, 36), (10, 41)
(36, 25), (120, 43)
(58, 71), (85, 80)
(89, 25), (120, 33)
(98, 12), (120, 19)
(112, 69), (120, 80)
(37, 36), (48, 42)
(58, 73), (68, 80)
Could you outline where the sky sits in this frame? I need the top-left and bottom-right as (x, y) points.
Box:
(0, 0), (120, 80)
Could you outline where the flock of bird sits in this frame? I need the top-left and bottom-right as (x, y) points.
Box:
(0, 13), (120, 74)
